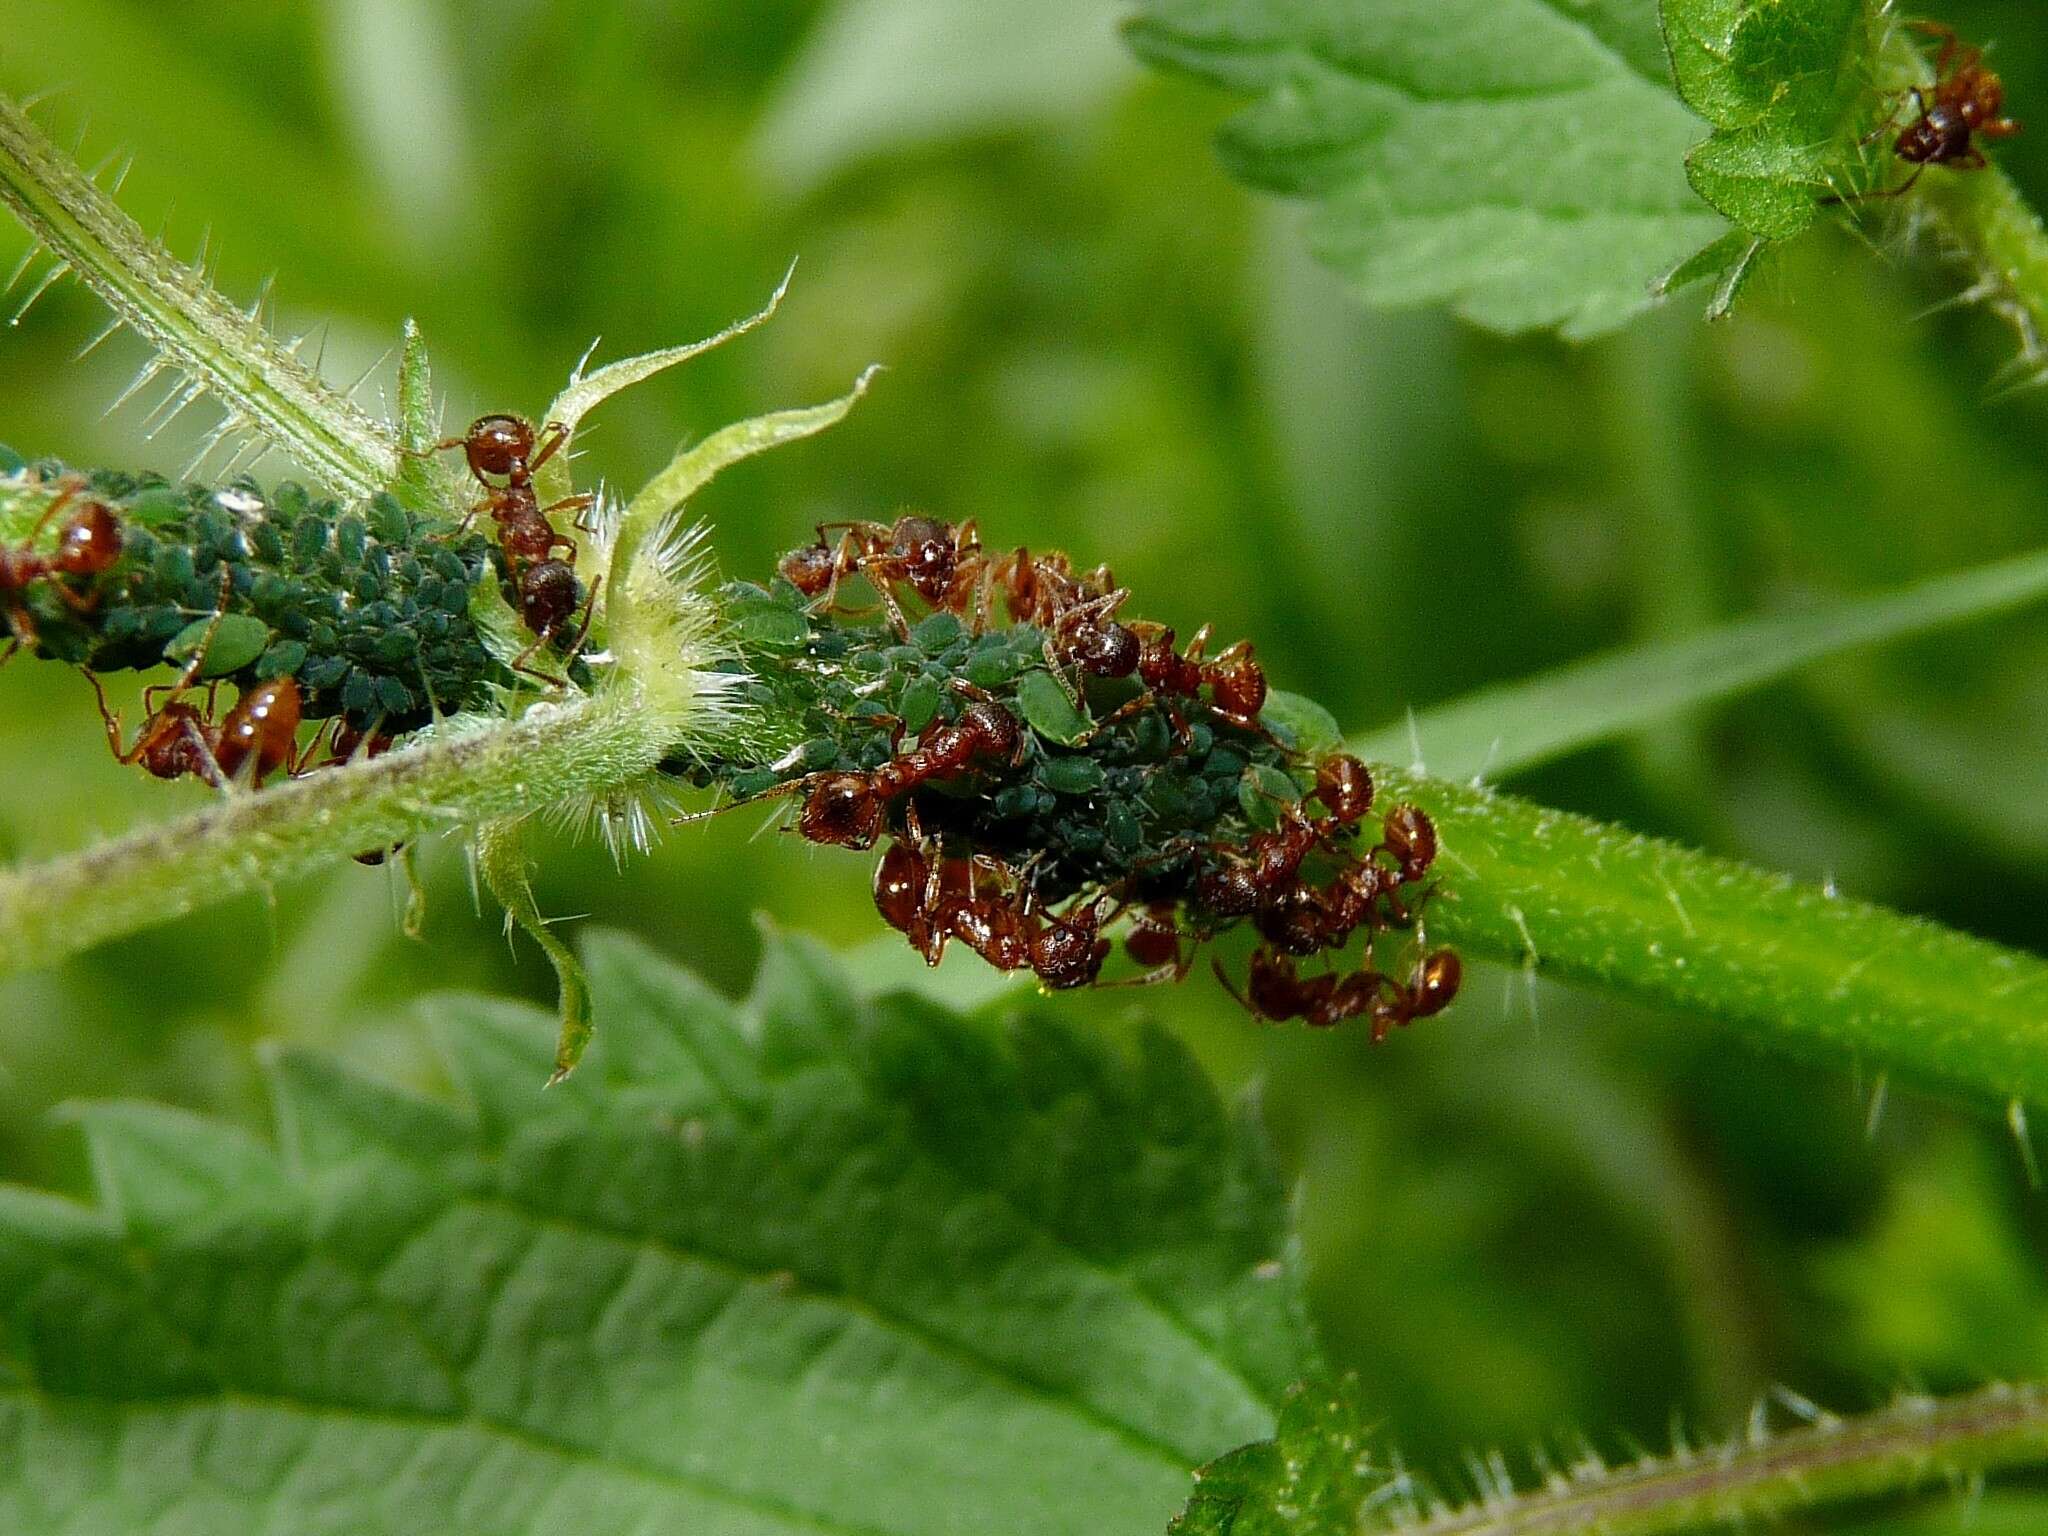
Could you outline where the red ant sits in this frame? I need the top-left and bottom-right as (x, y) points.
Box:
(1830, 21), (2021, 203)
(788, 699), (1025, 849)
(1219, 945), (1460, 1038)
(84, 570), (321, 790)
(967, 545), (1138, 682)
(88, 667), (312, 790)
(779, 515), (985, 639)
(435, 414), (601, 683)
(1084, 621), (1267, 742)
(872, 833), (1111, 988)
(1, 485), (122, 657)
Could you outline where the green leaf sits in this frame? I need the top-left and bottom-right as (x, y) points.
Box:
(1169, 1377), (1374, 1536)
(1355, 543), (2048, 783)
(1662, 0), (1878, 241)
(0, 930), (1311, 1535)
(1125, 0), (1729, 338)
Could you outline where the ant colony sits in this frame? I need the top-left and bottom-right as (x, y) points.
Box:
(685, 515), (1461, 1036)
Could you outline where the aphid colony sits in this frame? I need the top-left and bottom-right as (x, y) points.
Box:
(0, 444), (508, 787)
(680, 515), (1460, 1034)
(0, 416), (610, 788)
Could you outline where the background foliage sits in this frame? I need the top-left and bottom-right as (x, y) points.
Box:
(4, 0), (2048, 1519)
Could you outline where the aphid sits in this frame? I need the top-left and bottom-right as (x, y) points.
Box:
(1834, 22), (2021, 203)
(0, 486), (122, 654)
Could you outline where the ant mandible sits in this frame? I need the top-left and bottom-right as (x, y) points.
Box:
(1833, 21), (2021, 203)
(1, 484), (122, 657)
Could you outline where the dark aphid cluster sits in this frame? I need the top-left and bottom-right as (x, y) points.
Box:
(678, 516), (1460, 1037)
(0, 444), (507, 786)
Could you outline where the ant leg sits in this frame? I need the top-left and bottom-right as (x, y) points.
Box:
(2, 602), (36, 656)
(20, 484), (76, 548)
(528, 421), (571, 474)
(856, 556), (915, 640)
(1906, 19), (1961, 74)
(83, 668), (139, 760)
(143, 569), (233, 713)
(509, 639), (570, 689)
(558, 576), (604, 668)
(670, 775), (804, 828)
(1958, 147), (1988, 170)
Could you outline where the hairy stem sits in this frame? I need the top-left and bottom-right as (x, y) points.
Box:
(0, 689), (675, 974)
(1372, 766), (2048, 1108)
(0, 95), (399, 497)
(1384, 1383), (2048, 1535)
(1922, 163), (2048, 353)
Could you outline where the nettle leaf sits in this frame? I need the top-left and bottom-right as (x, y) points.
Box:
(0, 930), (1312, 1535)
(1663, 0), (1879, 244)
(1170, 1377), (1375, 1536)
(1125, 0), (1730, 338)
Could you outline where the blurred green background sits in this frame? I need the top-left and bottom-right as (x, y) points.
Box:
(4, 0), (2048, 1515)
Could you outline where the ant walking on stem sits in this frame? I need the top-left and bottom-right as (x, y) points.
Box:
(433, 414), (602, 684)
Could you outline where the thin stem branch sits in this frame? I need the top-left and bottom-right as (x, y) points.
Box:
(1922, 163), (2048, 355)
(0, 95), (399, 497)
(0, 689), (672, 974)
(1383, 1383), (2048, 1535)
(1366, 766), (2048, 1108)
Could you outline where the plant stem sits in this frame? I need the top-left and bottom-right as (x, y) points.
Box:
(0, 95), (399, 498)
(0, 689), (674, 974)
(1922, 163), (2048, 353)
(1382, 1383), (2048, 1535)
(1369, 766), (2048, 1108)
(11, 740), (2048, 1114)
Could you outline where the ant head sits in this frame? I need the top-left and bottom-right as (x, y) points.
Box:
(892, 517), (958, 602)
(1314, 755), (1374, 824)
(778, 541), (837, 597)
(1074, 620), (1139, 679)
(138, 703), (211, 781)
(464, 415), (537, 482)
(1031, 914), (1109, 989)
(518, 559), (581, 635)
(799, 774), (883, 848)
(55, 502), (122, 576)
